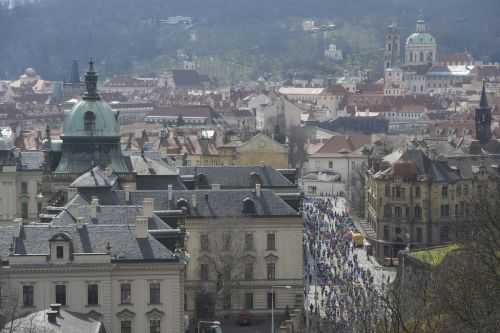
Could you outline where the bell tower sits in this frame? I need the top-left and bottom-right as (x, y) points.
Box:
(384, 23), (401, 69)
(475, 81), (492, 145)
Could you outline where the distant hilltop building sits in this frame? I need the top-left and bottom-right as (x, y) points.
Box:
(383, 18), (474, 96)
(0, 0), (40, 9)
(325, 44), (343, 61)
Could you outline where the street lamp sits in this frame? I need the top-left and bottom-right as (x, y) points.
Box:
(271, 285), (292, 333)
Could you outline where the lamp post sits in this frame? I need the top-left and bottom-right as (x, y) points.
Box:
(271, 285), (291, 333)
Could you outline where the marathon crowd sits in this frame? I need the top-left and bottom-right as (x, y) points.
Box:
(303, 195), (391, 333)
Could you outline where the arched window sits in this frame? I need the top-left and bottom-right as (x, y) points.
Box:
(419, 52), (424, 62)
(409, 52), (414, 63)
(84, 111), (96, 132)
(242, 197), (256, 214)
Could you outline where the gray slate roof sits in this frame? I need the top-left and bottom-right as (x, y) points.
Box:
(179, 165), (295, 188)
(14, 224), (177, 261)
(70, 166), (118, 188)
(1, 309), (103, 333)
(52, 194), (171, 230)
(128, 189), (299, 217)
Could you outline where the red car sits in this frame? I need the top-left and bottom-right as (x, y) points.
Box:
(237, 311), (252, 326)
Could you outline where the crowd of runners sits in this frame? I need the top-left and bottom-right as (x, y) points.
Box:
(303, 195), (393, 333)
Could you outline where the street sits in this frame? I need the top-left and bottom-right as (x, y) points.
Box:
(303, 195), (396, 332)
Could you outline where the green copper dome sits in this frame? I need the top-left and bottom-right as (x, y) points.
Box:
(62, 61), (119, 138)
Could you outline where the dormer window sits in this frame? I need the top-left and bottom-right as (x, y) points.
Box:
(242, 197), (256, 214)
(84, 111), (96, 132)
(56, 246), (64, 259)
(49, 233), (73, 263)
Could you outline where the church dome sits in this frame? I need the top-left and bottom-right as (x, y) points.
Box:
(24, 67), (37, 77)
(406, 32), (436, 46)
(62, 61), (119, 138)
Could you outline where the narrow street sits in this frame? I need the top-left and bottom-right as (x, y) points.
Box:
(303, 195), (396, 332)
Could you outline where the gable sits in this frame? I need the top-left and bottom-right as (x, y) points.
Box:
(239, 134), (287, 153)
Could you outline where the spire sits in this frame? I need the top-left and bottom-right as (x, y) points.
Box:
(83, 59), (100, 101)
(480, 80), (489, 108)
(70, 60), (80, 84)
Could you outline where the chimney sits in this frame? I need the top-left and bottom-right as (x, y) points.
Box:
(49, 304), (61, 315)
(143, 198), (154, 218)
(47, 310), (58, 324)
(168, 184), (173, 201)
(191, 193), (197, 208)
(211, 184), (221, 191)
(256, 183), (261, 198)
(90, 197), (99, 219)
(77, 217), (85, 229)
(123, 185), (130, 203)
(136, 216), (148, 239)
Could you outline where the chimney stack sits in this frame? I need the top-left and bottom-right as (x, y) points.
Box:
(123, 185), (130, 203)
(191, 193), (197, 208)
(47, 310), (58, 324)
(143, 198), (154, 218)
(49, 304), (61, 315)
(136, 216), (148, 239)
(168, 184), (173, 201)
(256, 183), (262, 198)
(90, 197), (99, 219)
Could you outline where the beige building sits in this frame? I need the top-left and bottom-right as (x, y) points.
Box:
(127, 185), (304, 319)
(238, 133), (289, 169)
(365, 148), (497, 263)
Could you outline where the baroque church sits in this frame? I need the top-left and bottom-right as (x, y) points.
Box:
(383, 18), (473, 96)
(43, 61), (181, 205)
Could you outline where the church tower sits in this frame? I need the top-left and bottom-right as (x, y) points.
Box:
(475, 81), (492, 144)
(384, 24), (401, 69)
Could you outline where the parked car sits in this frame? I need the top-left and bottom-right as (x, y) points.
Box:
(237, 311), (252, 326)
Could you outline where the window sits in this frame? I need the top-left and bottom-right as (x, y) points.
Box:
(416, 227), (423, 243)
(266, 233), (276, 250)
(456, 185), (462, 197)
(383, 226), (390, 240)
(328, 161), (333, 169)
(385, 185), (391, 197)
(87, 284), (98, 306)
(222, 233), (231, 251)
(464, 184), (469, 195)
(441, 205), (450, 217)
(223, 293), (231, 310)
(244, 233), (254, 251)
(56, 246), (64, 259)
(405, 207), (410, 218)
(384, 204), (392, 218)
(21, 202), (28, 219)
(120, 283), (131, 304)
(21, 182), (28, 194)
(244, 293), (254, 309)
(23, 285), (34, 307)
(244, 263), (254, 280)
(267, 292), (276, 309)
(150, 319), (160, 333)
(442, 186), (448, 199)
(394, 206), (402, 218)
(414, 206), (422, 219)
(55, 285), (66, 306)
(415, 186), (421, 198)
(200, 234), (209, 251)
(121, 321), (132, 333)
(440, 226), (450, 242)
(263, 259), (279, 281)
(149, 283), (160, 304)
(200, 264), (209, 281)
(84, 111), (96, 132)
(383, 246), (390, 258)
